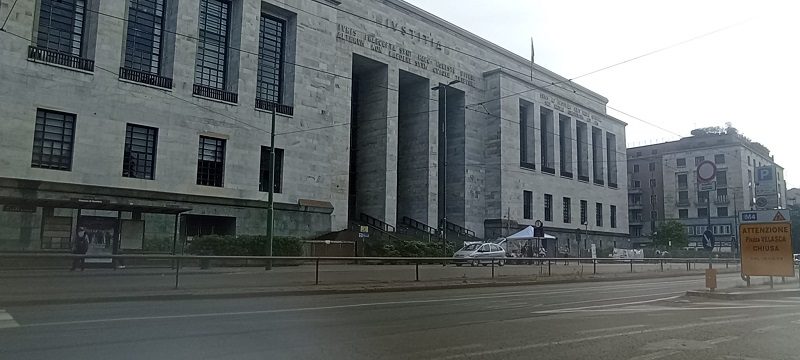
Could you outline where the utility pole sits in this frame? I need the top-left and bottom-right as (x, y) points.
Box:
(432, 80), (459, 258)
(266, 108), (276, 270)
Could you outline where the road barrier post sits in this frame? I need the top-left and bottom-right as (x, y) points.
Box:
(593, 260), (597, 275)
(174, 257), (180, 290)
(315, 258), (320, 285)
(630, 260), (633, 273)
(660, 259), (664, 272)
(770, 276), (774, 289)
(548, 260), (551, 276)
(491, 259), (495, 279)
(415, 262), (420, 282)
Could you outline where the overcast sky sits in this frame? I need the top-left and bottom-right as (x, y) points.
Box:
(405, 0), (800, 187)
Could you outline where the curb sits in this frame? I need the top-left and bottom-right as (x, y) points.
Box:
(686, 288), (800, 300)
(1, 270), (740, 307)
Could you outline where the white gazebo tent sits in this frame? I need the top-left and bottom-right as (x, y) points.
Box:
(500, 226), (556, 257)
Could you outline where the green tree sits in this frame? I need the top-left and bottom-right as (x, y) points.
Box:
(651, 220), (689, 249)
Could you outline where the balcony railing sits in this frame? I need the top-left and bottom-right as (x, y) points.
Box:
(677, 199), (690, 207)
(255, 99), (294, 116)
(695, 198), (709, 206)
(119, 67), (173, 89)
(193, 84), (238, 103)
(715, 196), (730, 205)
(630, 202), (643, 208)
(28, 46), (94, 71)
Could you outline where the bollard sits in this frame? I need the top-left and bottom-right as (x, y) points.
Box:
(491, 259), (495, 279)
(174, 258), (181, 289)
(782, 277), (786, 284)
(415, 262), (420, 282)
(660, 259), (664, 272)
(770, 276), (774, 289)
(630, 260), (633, 273)
(593, 260), (597, 275)
(548, 260), (551, 276)
(315, 258), (320, 285)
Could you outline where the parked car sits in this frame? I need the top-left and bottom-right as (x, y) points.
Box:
(453, 242), (506, 266)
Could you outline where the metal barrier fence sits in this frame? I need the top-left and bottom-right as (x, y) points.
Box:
(0, 253), (742, 290)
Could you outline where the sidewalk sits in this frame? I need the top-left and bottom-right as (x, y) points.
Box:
(0, 262), (741, 306)
(687, 276), (800, 300)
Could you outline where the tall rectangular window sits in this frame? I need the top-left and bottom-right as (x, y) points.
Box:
(717, 170), (727, 188)
(195, 0), (230, 90)
(698, 208), (709, 218)
(559, 115), (573, 177)
(544, 194), (553, 221)
(257, 14), (286, 105)
(197, 136), (226, 187)
(677, 174), (688, 189)
(677, 158), (686, 168)
(580, 200), (588, 225)
(124, 0), (165, 75)
(519, 104), (535, 169)
(259, 146), (284, 193)
(523, 191), (533, 220)
(540, 107), (555, 173)
(633, 164), (639, 173)
(695, 156), (705, 166)
(591, 127), (604, 185)
(563, 197), (571, 224)
(679, 209), (689, 219)
(36, 0), (87, 56)
(123, 124), (158, 180)
(649, 162), (656, 172)
(595, 202), (603, 227)
(717, 207), (729, 217)
(31, 109), (76, 171)
(576, 121), (589, 181)
(714, 154), (725, 164)
(610, 205), (617, 228)
(606, 132), (617, 187)
(678, 191), (689, 204)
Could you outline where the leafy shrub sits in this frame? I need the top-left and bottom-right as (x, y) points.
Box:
(365, 238), (456, 257)
(186, 235), (302, 256)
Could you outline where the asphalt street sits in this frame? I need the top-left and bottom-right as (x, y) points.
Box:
(2, 273), (799, 360)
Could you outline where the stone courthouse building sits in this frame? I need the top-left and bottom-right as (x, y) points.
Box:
(0, 0), (629, 254)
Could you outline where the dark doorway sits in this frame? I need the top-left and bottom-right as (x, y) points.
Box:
(348, 54), (389, 223)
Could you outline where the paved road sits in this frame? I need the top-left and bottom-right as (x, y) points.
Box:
(2, 273), (798, 359)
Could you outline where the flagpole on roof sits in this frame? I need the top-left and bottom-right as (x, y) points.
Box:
(530, 37), (535, 82)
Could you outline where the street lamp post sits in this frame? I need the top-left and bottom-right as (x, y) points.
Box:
(431, 80), (460, 258)
(265, 108), (276, 270)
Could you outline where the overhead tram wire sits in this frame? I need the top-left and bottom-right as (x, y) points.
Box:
(38, 1), (679, 140)
(4, 1), (757, 171)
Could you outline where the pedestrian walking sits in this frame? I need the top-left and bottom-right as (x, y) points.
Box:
(71, 226), (90, 271)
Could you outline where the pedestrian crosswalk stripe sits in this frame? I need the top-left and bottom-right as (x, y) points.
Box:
(0, 310), (20, 329)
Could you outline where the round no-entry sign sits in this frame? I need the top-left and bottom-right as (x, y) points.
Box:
(697, 160), (717, 182)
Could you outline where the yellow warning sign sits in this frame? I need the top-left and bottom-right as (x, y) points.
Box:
(740, 222), (794, 277)
(773, 211), (786, 222)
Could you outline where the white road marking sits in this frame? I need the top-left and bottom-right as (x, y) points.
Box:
(533, 295), (680, 314)
(753, 325), (783, 334)
(705, 336), (738, 345)
(0, 310), (20, 329)
(628, 350), (682, 360)
(437, 311), (800, 359)
(700, 314), (748, 321)
(577, 324), (647, 334)
(546, 305), (794, 314)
